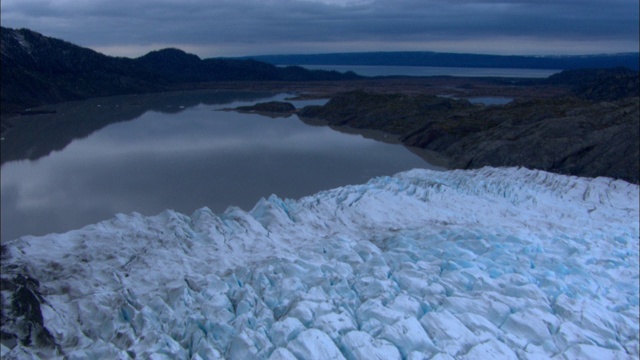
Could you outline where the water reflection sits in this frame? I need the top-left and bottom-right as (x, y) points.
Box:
(0, 90), (273, 164)
(467, 97), (513, 105)
(1, 92), (442, 241)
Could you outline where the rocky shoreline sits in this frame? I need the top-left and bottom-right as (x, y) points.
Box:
(232, 87), (639, 183)
(4, 68), (639, 183)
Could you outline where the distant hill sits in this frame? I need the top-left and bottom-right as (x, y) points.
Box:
(0, 27), (360, 119)
(546, 67), (639, 101)
(244, 51), (640, 70)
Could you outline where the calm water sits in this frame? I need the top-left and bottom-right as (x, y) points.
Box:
(299, 65), (560, 78)
(1, 92), (442, 241)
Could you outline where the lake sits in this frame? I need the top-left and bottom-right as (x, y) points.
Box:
(1, 91), (444, 241)
(297, 65), (561, 78)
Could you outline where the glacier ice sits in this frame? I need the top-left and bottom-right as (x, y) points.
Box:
(340, 331), (401, 360)
(1, 167), (638, 359)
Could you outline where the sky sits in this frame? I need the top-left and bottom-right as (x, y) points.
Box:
(1, 0), (638, 59)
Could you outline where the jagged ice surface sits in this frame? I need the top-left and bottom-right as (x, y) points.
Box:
(1, 167), (638, 359)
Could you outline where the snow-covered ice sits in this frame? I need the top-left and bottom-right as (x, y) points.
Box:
(1, 167), (638, 359)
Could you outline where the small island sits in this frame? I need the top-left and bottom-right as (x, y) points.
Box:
(229, 101), (297, 118)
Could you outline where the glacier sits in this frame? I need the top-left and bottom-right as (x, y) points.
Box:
(1, 167), (638, 359)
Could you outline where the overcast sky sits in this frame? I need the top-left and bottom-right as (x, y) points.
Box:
(1, 0), (638, 58)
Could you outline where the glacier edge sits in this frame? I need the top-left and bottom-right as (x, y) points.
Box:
(1, 167), (638, 359)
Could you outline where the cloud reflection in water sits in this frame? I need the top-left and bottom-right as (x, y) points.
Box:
(1, 95), (440, 241)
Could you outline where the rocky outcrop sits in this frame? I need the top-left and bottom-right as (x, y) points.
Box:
(298, 91), (478, 135)
(404, 97), (639, 183)
(299, 91), (639, 183)
(1, 273), (57, 353)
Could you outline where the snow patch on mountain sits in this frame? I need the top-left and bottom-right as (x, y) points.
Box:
(1, 167), (638, 359)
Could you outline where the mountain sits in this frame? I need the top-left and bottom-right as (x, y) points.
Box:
(0, 27), (360, 118)
(2, 167), (638, 358)
(0, 27), (159, 117)
(136, 48), (361, 83)
(245, 51), (640, 70)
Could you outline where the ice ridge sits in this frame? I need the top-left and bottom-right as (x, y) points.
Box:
(1, 167), (638, 359)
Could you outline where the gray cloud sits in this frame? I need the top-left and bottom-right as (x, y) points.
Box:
(1, 0), (638, 57)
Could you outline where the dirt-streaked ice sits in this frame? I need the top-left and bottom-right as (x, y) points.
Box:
(1, 167), (638, 359)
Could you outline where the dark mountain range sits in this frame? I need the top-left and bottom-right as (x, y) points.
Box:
(1, 27), (157, 117)
(0, 27), (360, 119)
(244, 51), (639, 70)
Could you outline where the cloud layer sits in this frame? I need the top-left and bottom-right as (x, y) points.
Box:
(1, 0), (638, 57)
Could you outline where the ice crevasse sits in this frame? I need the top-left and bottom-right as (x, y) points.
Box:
(1, 167), (638, 359)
